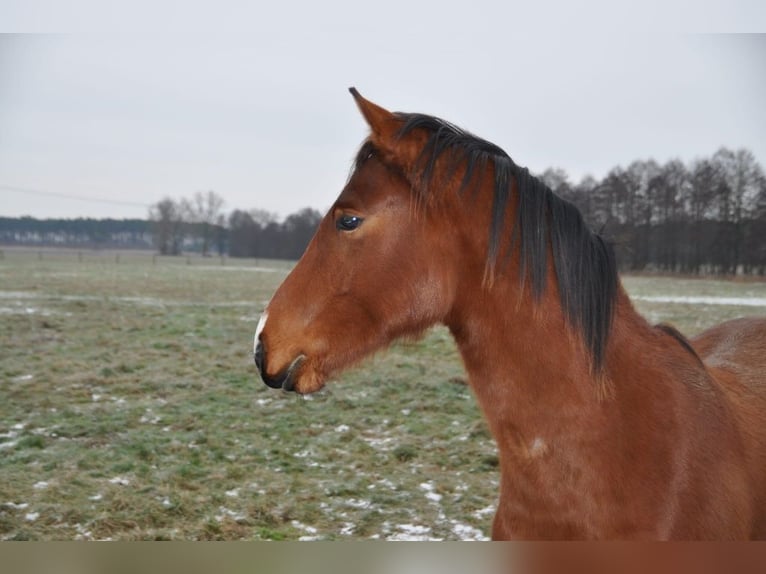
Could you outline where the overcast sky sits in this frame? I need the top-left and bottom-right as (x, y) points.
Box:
(1, 2), (765, 219)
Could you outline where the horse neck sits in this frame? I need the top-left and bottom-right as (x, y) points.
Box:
(444, 268), (657, 448)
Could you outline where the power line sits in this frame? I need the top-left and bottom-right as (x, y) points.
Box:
(0, 184), (151, 208)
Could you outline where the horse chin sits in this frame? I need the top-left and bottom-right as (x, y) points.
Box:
(290, 361), (325, 395)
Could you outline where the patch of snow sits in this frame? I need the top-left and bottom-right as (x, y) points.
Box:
(225, 488), (240, 498)
(450, 521), (489, 541)
(387, 524), (438, 541)
(216, 506), (247, 522)
(11, 374), (34, 383)
(25, 512), (40, 522)
(108, 477), (130, 486)
(335, 424), (350, 433)
(345, 498), (371, 509)
(292, 520), (318, 540)
(361, 436), (395, 450)
(420, 481), (443, 503)
(193, 265), (286, 273)
(33, 481), (49, 490)
(89, 494), (103, 502)
(473, 505), (496, 519)
(376, 478), (397, 490)
(634, 295), (766, 307)
(139, 410), (161, 424)
(74, 523), (93, 541)
(3, 502), (29, 510)
(425, 491), (442, 503)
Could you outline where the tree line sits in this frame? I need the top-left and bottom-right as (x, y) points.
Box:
(0, 190), (323, 262)
(0, 217), (153, 248)
(541, 147), (766, 275)
(2, 147), (764, 274)
(148, 190), (322, 260)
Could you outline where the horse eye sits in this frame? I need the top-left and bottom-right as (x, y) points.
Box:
(336, 214), (363, 232)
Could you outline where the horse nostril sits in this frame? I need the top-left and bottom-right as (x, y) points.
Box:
(254, 340), (265, 373)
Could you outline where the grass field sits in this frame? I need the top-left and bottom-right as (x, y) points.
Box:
(1, 248), (765, 540)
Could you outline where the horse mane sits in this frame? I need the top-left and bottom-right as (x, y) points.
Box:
(655, 323), (706, 368)
(353, 112), (619, 373)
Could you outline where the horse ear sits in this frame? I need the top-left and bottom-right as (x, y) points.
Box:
(349, 87), (401, 142)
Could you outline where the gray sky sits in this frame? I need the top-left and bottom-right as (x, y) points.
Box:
(1, 2), (765, 219)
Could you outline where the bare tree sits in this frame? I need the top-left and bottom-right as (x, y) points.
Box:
(188, 190), (225, 256)
(540, 167), (572, 198)
(712, 148), (765, 273)
(149, 197), (186, 255)
(249, 208), (279, 228)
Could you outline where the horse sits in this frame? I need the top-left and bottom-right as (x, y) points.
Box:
(253, 88), (766, 540)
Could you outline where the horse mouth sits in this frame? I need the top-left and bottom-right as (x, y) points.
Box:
(257, 354), (306, 392)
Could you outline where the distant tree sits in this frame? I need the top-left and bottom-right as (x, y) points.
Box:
(539, 167), (572, 199)
(149, 197), (185, 255)
(569, 175), (599, 227)
(228, 209), (257, 258)
(188, 190), (225, 256)
(215, 214), (227, 256)
(750, 173), (766, 274)
(654, 159), (690, 272)
(226, 207), (321, 260)
(682, 159), (719, 273)
(249, 209), (279, 229)
(281, 208), (322, 258)
(711, 148), (765, 273)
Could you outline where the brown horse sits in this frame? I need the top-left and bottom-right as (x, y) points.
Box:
(253, 89), (766, 540)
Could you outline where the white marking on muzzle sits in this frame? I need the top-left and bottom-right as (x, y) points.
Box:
(254, 310), (269, 354)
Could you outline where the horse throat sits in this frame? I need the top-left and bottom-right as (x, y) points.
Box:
(444, 279), (636, 466)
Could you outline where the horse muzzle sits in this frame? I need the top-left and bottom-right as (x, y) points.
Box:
(254, 340), (305, 392)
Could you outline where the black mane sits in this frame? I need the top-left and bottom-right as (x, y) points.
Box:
(355, 112), (618, 372)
